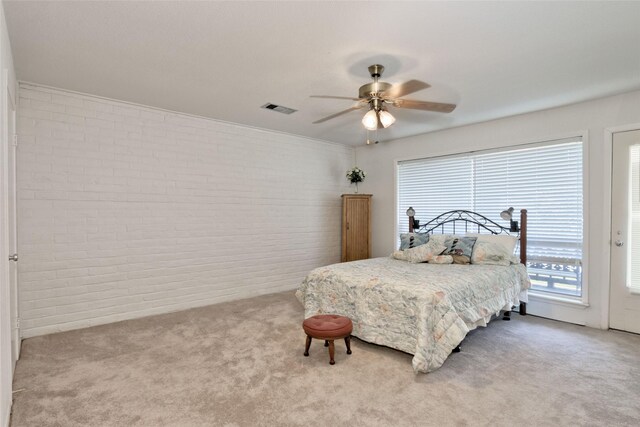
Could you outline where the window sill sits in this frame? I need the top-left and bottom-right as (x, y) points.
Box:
(528, 291), (589, 308)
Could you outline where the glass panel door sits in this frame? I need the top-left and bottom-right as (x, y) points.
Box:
(610, 129), (640, 333)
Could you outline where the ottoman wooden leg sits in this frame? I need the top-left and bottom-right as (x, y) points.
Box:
(345, 335), (352, 355)
(304, 335), (312, 357)
(324, 340), (329, 347)
(328, 340), (335, 365)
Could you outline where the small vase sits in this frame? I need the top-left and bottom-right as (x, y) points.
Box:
(355, 182), (359, 193)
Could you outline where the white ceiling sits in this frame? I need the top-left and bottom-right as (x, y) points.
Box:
(5, 1), (640, 146)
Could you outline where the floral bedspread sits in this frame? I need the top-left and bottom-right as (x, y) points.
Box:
(296, 257), (531, 373)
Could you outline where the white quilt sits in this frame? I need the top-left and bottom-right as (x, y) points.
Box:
(296, 257), (530, 373)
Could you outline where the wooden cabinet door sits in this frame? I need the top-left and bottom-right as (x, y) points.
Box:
(342, 195), (371, 262)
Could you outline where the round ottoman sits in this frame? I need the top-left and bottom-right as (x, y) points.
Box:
(302, 314), (353, 365)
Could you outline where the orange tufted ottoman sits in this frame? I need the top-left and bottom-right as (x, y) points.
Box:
(303, 314), (353, 365)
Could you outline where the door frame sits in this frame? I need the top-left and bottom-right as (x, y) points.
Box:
(0, 69), (11, 427)
(3, 72), (17, 363)
(603, 123), (640, 329)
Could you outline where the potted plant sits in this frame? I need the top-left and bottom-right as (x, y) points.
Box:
(346, 166), (366, 193)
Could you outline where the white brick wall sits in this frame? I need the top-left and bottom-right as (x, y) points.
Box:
(17, 83), (353, 338)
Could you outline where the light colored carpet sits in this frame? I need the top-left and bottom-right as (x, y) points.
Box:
(10, 291), (640, 426)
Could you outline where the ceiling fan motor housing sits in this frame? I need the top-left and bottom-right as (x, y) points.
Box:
(358, 81), (392, 100)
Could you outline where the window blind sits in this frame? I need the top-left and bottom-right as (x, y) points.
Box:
(398, 138), (583, 296)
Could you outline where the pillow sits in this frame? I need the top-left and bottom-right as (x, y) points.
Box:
(406, 241), (447, 264)
(471, 240), (512, 266)
(441, 236), (477, 264)
(428, 255), (454, 264)
(466, 233), (518, 255)
(426, 234), (450, 246)
(399, 232), (429, 250)
(393, 240), (447, 263)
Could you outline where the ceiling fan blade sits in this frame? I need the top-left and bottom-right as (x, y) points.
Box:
(312, 106), (363, 124)
(392, 99), (456, 113)
(386, 80), (431, 99)
(310, 95), (365, 102)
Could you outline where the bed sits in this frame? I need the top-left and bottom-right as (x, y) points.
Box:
(296, 209), (531, 373)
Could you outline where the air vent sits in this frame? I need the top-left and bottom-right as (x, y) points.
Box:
(261, 103), (297, 115)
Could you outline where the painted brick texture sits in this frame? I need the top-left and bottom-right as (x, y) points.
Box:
(17, 83), (353, 338)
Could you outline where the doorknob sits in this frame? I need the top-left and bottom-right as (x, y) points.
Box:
(8, 254), (18, 261)
(614, 239), (624, 247)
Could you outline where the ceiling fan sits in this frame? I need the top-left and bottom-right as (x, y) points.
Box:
(311, 64), (456, 131)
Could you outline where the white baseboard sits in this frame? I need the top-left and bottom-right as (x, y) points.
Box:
(2, 401), (10, 427)
(21, 284), (298, 338)
(527, 297), (588, 326)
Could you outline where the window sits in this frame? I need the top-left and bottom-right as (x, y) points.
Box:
(397, 138), (584, 297)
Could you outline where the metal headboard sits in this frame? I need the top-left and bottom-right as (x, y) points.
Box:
(407, 209), (528, 265)
(415, 210), (515, 235)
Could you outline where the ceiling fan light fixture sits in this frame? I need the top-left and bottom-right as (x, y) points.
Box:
(362, 109), (379, 131)
(378, 110), (396, 128)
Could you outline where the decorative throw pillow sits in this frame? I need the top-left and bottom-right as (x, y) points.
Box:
(428, 255), (454, 264)
(471, 241), (512, 266)
(392, 240), (446, 263)
(399, 232), (429, 250)
(405, 241), (447, 264)
(441, 236), (477, 264)
(427, 234), (451, 246)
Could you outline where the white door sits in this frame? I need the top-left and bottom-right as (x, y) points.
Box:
(610, 129), (640, 333)
(6, 83), (18, 365)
